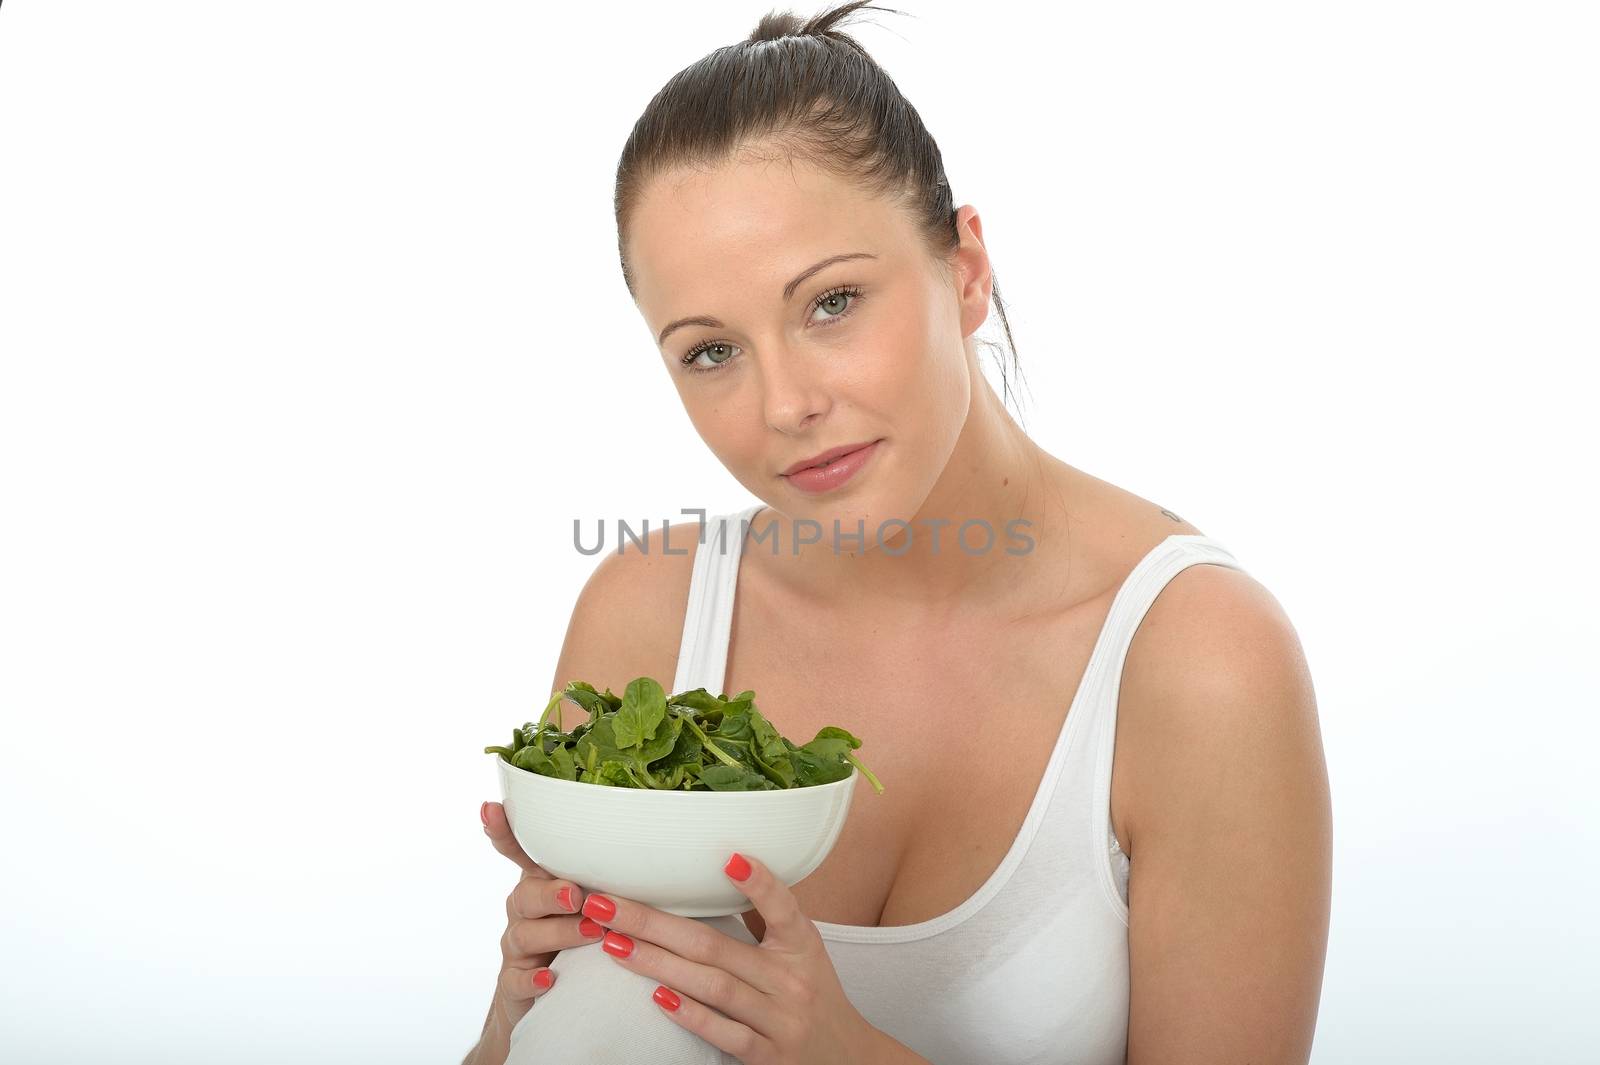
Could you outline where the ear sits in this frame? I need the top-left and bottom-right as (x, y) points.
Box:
(950, 204), (993, 337)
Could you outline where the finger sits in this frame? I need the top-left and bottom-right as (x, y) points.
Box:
(582, 892), (780, 995)
(651, 983), (768, 1065)
(505, 913), (606, 961)
(497, 962), (559, 1007)
(481, 800), (545, 877)
(601, 929), (776, 1038)
(507, 874), (585, 923)
(723, 852), (811, 946)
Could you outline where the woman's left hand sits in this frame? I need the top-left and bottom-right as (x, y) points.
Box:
(580, 851), (889, 1065)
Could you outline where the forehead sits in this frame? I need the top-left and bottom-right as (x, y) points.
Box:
(628, 154), (906, 316)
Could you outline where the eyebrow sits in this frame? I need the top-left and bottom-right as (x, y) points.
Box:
(655, 251), (878, 347)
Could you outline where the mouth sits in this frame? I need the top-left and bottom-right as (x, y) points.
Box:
(781, 439), (881, 477)
(779, 439), (882, 495)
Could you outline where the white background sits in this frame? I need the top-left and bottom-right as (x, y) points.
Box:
(2, 2), (1596, 1062)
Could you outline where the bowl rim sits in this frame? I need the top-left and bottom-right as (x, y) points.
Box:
(494, 753), (857, 798)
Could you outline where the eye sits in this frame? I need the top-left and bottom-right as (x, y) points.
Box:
(678, 284), (867, 374)
(680, 340), (738, 372)
(809, 284), (863, 324)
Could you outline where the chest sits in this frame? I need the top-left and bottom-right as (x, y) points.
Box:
(720, 589), (1120, 929)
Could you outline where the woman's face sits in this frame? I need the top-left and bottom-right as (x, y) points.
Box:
(625, 152), (992, 543)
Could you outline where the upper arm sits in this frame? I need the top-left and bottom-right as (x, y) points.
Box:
(545, 521), (700, 718)
(1118, 564), (1332, 1065)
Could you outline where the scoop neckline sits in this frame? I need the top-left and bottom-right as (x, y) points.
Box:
(721, 517), (1227, 943)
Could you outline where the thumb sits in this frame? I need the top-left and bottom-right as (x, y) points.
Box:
(481, 800), (547, 878)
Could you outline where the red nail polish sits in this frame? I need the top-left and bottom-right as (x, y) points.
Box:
(654, 985), (681, 1012)
(557, 886), (575, 912)
(533, 968), (553, 990)
(583, 893), (616, 922)
(480, 801), (490, 827)
(602, 931), (634, 959)
(578, 916), (604, 938)
(725, 852), (751, 881)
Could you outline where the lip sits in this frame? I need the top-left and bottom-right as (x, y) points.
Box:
(781, 439), (881, 495)
(782, 440), (880, 477)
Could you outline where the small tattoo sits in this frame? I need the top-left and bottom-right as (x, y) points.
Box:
(1159, 507), (1184, 524)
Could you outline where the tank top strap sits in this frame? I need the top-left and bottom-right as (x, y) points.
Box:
(670, 504), (764, 697)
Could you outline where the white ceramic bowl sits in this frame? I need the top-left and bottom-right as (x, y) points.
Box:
(494, 755), (859, 917)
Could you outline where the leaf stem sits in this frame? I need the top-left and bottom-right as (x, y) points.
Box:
(537, 689), (565, 734)
(676, 710), (742, 768)
(845, 751), (884, 794)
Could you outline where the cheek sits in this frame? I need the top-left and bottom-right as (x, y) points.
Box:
(849, 303), (933, 396)
(683, 393), (763, 464)
(864, 303), (967, 417)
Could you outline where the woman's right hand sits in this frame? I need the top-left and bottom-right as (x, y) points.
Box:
(481, 799), (605, 1032)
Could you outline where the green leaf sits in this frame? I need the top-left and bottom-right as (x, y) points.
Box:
(750, 722), (796, 787)
(666, 687), (724, 714)
(593, 760), (637, 788)
(636, 713), (685, 768)
(749, 708), (788, 764)
(656, 713), (704, 770)
(547, 744), (578, 781)
(574, 717), (629, 771)
(677, 712), (742, 769)
(511, 742), (553, 774)
(708, 734), (761, 772)
(699, 764), (775, 791)
(811, 725), (862, 749)
(562, 681), (611, 724)
(613, 676), (667, 748)
(714, 706), (755, 743)
(633, 713), (684, 764)
(791, 740), (853, 786)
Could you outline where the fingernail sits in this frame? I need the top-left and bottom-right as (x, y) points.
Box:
(654, 985), (681, 1012)
(582, 894), (616, 922)
(602, 931), (634, 959)
(557, 886), (576, 912)
(725, 853), (751, 881)
(578, 916), (604, 938)
(533, 968), (554, 990)
(480, 801), (490, 827)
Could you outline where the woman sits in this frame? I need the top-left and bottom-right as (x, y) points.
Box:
(467, 3), (1332, 1063)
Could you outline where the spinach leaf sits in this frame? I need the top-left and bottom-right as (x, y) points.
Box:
(592, 760), (636, 788)
(613, 676), (668, 748)
(562, 681), (612, 722)
(699, 764), (778, 791)
(635, 711), (683, 768)
(666, 687), (723, 714)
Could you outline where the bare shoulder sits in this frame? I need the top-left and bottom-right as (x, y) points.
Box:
(1122, 560), (1312, 714)
(545, 518), (703, 699)
(1115, 556), (1332, 1064)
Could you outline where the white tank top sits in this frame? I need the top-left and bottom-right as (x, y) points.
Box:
(671, 503), (1249, 1065)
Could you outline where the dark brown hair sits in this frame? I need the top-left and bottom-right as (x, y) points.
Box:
(613, 1), (1029, 420)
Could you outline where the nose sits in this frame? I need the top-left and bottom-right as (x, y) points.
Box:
(759, 345), (830, 435)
